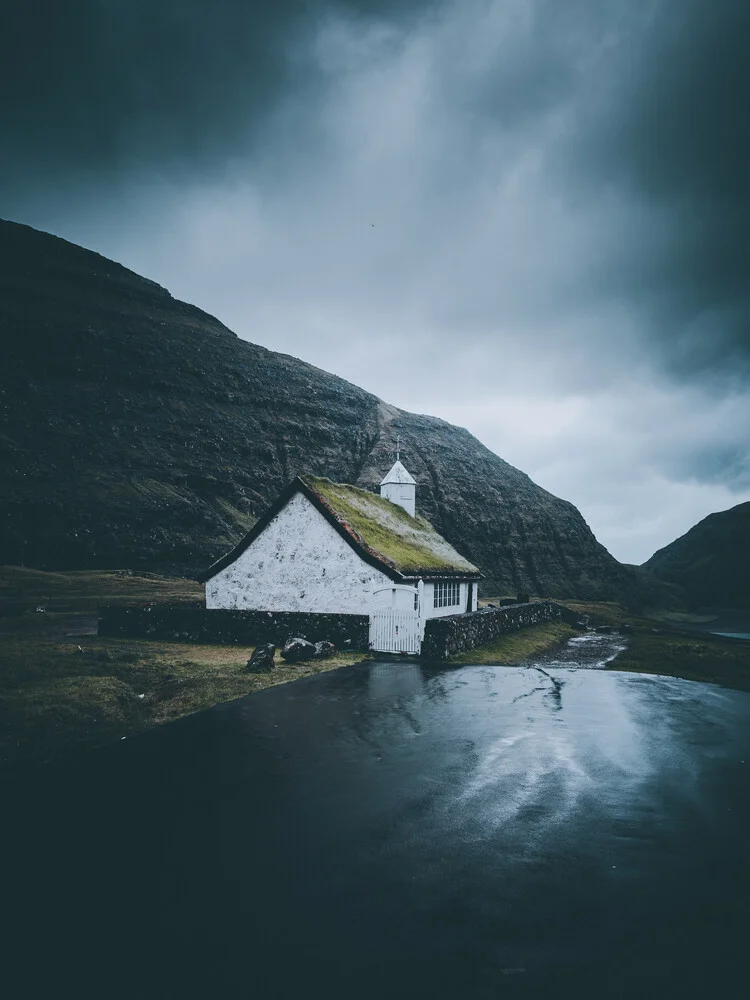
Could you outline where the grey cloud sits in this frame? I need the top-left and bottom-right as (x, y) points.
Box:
(572, 0), (750, 375)
(95, 0), (747, 398)
(0, 0), (437, 197)
(3, 0), (749, 562)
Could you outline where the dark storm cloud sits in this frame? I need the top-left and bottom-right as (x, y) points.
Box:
(578, 0), (750, 374)
(3, 0), (749, 561)
(0, 0), (433, 191)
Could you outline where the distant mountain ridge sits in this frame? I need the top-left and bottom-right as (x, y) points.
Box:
(643, 502), (750, 610)
(0, 218), (667, 605)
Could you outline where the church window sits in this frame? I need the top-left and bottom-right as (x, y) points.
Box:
(434, 581), (461, 608)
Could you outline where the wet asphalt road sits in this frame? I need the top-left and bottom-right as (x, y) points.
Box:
(4, 637), (750, 999)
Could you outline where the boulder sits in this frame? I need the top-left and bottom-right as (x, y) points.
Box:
(246, 643), (276, 672)
(281, 637), (317, 662)
(313, 641), (336, 659)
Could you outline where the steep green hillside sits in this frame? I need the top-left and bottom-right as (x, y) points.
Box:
(1, 218), (668, 604)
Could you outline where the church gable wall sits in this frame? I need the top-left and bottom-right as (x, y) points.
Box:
(205, 492), (392, 613)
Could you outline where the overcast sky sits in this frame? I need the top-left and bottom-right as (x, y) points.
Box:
(3, 0), (749, 564)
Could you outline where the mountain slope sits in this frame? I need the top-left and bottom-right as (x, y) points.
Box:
(1, 218), (663, 604)
(643, 502), (750, 610)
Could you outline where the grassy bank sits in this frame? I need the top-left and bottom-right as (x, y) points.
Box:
(471, 597), (750, 689)
(563, 600), (750, 691)
(0, 612), (577, 775)
(0, 565), (203, 613)
(3, 580), (748, 776)
(607, 627), (750, 691)
(0, 610), (365, 775)
(447, 621), (576, 664)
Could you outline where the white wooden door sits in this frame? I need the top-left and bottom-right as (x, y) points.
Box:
(369, 607), (422, 654)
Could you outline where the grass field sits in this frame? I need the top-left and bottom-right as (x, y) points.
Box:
(0, 609), (364, 775)
(447, 621), (576, 664)
(1, 613), (578, 775)
(609, 628), (750, 690)
(0, 565), (203, 612)
(478, 596), (750, 690)
(562, 599), (750, 691)
(2, 572), (748, 775)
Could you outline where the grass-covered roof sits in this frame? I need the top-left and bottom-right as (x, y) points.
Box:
(301, 476), (480, 578)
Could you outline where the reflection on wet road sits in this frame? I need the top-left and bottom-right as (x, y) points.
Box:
(4, 637), (750, 999)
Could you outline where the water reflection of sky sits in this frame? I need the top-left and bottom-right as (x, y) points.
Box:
(347, 634), (750, 858)
(367, 661), (425, 703)
(331, 655), (750, 992)
(7, 633), (750, 999)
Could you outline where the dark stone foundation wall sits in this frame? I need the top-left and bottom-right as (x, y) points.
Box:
(422, 600), (569, 660)
(98, 603), (370, 650)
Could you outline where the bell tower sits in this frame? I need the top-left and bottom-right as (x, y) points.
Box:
(380, 437), (416, 517)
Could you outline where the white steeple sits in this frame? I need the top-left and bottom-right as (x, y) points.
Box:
(380, 438), (416, 517)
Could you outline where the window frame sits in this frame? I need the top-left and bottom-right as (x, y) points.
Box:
(433, 581), (461, 609)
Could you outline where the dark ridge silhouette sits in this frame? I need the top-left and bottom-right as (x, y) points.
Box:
(643, 502), (750, 610)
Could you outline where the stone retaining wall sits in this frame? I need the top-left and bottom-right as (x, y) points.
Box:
(421, 600), (571, 660)
(98, 603), (370, 650)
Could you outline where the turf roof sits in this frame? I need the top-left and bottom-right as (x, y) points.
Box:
(302, 476), (480, 578)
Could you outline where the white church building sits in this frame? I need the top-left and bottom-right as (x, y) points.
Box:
(199, 459), (481, 654)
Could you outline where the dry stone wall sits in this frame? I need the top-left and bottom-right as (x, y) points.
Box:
(99, 600), (580, 659)
(421, 600), (569, 660)
(98, 603), (370, 649)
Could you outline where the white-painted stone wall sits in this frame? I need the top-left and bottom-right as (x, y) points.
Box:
(205, 492), (394, 613)
(205, 489), (480, 620)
